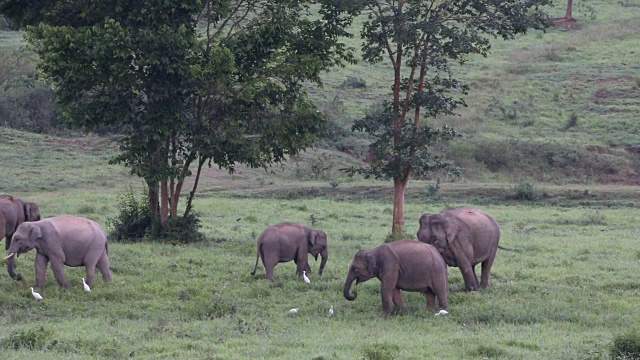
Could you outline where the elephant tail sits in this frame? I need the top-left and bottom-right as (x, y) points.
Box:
(498, 244), (520, 252)
(251, 242), (262, 276)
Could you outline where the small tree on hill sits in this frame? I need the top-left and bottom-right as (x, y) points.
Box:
(344, 0), (550, 237)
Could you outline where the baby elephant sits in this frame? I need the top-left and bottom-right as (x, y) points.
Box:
(4, 215), (112, 289)
(251, 222), (328, 280)
(343, 240), (448, 314)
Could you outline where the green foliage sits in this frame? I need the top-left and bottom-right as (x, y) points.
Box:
(108, 187), (205, 243)
(611, 329), (640, 360)
(340, 75), (367, 89)
(384, 230), (414, 243)
(362, 343), (400, 360)
(0, 327), (54, 350)
(512, 182), (540, 201)
(565, 113), (579, 131)
(108, 187), (152, 242)
(151, 211), (206, 244)
(467, 138), (629, 181)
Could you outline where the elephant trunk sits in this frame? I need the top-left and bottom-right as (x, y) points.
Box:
(318, 248), (328, 276)
(6, 254), (23, 282)
(343, 272), (357, 301)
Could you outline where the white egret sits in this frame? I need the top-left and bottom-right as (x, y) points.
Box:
(30, 287), (43, 300)
(288, 308), (298, 314)
(329, 305), (334, 317)
(82, 278), (91, 292)
(303, 271), (310, 284)
(435, 309), (449, 316)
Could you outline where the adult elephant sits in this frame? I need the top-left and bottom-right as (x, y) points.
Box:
(0, 195), (41, 281)
(4, 215), (112, 289)
(343, 240), (448, 314)
(417, 207), (500, 291)
(251, 222), (328, 281)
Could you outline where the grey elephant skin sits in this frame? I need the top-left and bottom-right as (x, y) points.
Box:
(0, 195), (41, 281)
(417, 207), (500, 291)
(251, 222), (328, 280)
(343, 240), (448, 314)
(5, 215), (112, 289)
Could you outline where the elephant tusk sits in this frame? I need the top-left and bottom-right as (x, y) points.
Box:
(3, 253), (15, 260)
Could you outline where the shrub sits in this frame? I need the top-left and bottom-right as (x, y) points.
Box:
(150, 211), (206, 244)
(108, 187), (205, 243)
(564, 113), (579, 130)
(512, 182), (539, 201)
(0, 327), (54, 350)
(340, 75), (367, 89)
(610, 329), (640, 359)
(362, 343), (400, 360)
(384, 230), (414, 243)
(108, 187), (153, 242)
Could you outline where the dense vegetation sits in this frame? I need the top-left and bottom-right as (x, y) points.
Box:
(0, 1), (639, 359)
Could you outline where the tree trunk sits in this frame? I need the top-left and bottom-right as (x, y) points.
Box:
(148, 182), (159, 217)
(160, 180), (169, 228)
(392, 175), (410, 237)
(565, 0), (573, 19)
(185, 157), (206, 217)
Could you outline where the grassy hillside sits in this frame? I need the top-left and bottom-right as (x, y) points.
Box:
(2, 1), (640, 185)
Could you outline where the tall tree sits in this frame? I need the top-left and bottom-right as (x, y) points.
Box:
(346, 0), (550, 236)
(0, 0), (358, 230)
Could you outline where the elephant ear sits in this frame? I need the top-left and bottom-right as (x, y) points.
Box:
(308, 230), (317, 247)
(22, 203), (30, 221)
(28, 224), (42, 242)
(365, 252), (377, 277)
(419, 214), (432, 229)
(443, 218), (461, 245)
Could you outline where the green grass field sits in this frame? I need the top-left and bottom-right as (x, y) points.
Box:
(1, 185), (639, 359)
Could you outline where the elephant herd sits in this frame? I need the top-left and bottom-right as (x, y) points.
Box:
(252, 207), (502, 314)
(1, 194), (501, 315)
(1, 195), (112, 290)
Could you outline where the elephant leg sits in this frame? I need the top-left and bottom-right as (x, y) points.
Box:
(472, 265), (479, 288)
(85, 262), (97, 286)
(425, 289), (436, 310)
(480, 255), (496, 289)
(96, 253), (112, 283)
(263, 252), (278, 281)
(295, 254), (308, 277)
(5, 233), (11, 251)
(457, 257), (479, 291)
(35, 253), (49, 289)
(392, 288), (405, 308)
(49, 258), (70, 288)
(380, 281), (396, 314)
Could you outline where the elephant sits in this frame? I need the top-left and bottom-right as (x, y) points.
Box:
(0, 195), (41, 281)
(4, 215), (112, 289)
(343, 240), (448, 314)
(251, 222), (328, 281)
(417, 207), (501, 291)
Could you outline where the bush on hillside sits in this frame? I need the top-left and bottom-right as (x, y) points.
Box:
(466, 138), (629, 181)
(610, 329), (640, 359)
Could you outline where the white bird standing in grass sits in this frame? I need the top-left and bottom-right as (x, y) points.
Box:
(288, 308), (298, 314)
(303, 271), (310, 284)
(82, 278), (91, 292)
(329, 305), (334, 317)
(30, 287), (43, 300)
(435, 309), (449, 316)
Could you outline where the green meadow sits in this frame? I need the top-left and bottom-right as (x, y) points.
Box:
(1, 127), (639, 359)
